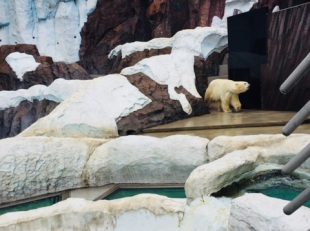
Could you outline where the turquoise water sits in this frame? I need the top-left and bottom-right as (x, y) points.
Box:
(104, 188), (186, 200)
(103, 186), (310, 208)
(1, 184), (308, 216)
(247, 185), (310, 208)
(0, 196), (61, 216)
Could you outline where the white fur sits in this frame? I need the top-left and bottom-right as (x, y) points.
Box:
(204, 79), (250, 112)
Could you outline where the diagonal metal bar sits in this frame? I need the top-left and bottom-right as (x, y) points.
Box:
(279, 52), (310, 215)
(280, 52), (310, 94)
(282, 100), (310, 136)
(283, 187), (310, 215)
(282, 143), (310, 174)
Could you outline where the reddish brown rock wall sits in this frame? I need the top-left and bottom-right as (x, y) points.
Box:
(0, 45), (91, 91)
(117, 73), (208, 135)
(0, 100), (59, 139)
(109, 47), (172, 74)
(79, 0), (226, 74)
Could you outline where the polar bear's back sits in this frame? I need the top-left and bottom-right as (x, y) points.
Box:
(205, 79), (235, 101)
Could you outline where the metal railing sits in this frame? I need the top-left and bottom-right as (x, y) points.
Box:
(279, 52), (310, 215)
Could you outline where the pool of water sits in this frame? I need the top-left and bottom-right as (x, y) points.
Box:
(247, 185), (310, 208)
(104, 185), (310, 208)
(104, 188), (186, 200)
(0, 196), (61, 216)
(213, 172), (310, 208)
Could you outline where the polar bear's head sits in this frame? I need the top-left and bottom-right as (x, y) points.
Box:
(232, 81), (250, 94)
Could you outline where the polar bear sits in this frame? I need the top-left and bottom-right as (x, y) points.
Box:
(204, 79), (250, 112)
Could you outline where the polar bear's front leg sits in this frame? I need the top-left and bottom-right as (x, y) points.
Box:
(221, 93), (232, 112)
(231, 94), (242, 112)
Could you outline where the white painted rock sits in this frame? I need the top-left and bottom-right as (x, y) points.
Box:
(180, 197), (231, 231)
(0, 0), (98, 62)
(20, 74), (151, 138)
(86, 135), (209, 185)
(0, 78), (92, 110)
(186, 134), (310, 200)
(109, 37), (173, 59)
(2, 192), (307, 231)
(229, 193), (310, 231)
(5, 52), (40, 81)
(0, 136), (106, 204)
(121, 27), (227, 114)
(208, 134), (310, 165)
(185, 148), (259, 200)
(0, 195), (185, 231)
(0, 195), (232, 231)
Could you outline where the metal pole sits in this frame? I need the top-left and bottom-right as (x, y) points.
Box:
(282, 143), (310, 174)
(282, 100), (310, 136)
(279, 52), (310, 215)
(280, 53), (310, 94)
(283, 187), (310, 215)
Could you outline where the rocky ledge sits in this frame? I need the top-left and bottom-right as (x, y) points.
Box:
(185, 134), (310, 200)
(0, 45), (91, 91)
(79, 0), (227, 74)
(0, 193), (309, 231)
(0, 135), (208, 204)
(0, 78), (93, 139)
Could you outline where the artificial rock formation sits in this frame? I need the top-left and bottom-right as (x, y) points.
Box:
(20, 75), (151, 139)
(0, 0), (98, 63)
(0, 100), (58, 139)
(228, 193), (310, 231)
(0, 135), (208, 204)
(185, 134), (310, 200)
(79, 0), (226, 74)
(0, 45), (91, 91)
(0, 194), (309, 231)
(0, 195), (230, 231)
(109, 46), (172, 74)
(0, 136), (106, 204)
(207, 134), (310, 162)
(117, 73), (208, 135)
(108, 34), (227, 99)
(120, 27), (228, 113)
(86, 135), (209, 185)
(16, 26), (229, 137)
(0, 78), (94, 139)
